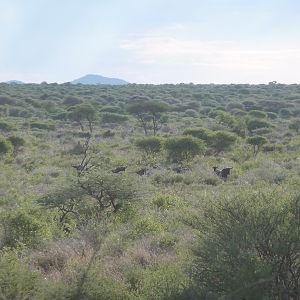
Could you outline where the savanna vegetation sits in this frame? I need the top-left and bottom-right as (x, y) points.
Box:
(0, 82), (299, 299)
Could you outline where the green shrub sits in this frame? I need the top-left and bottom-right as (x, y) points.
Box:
(102, 129), (115, 138)
(138, 264), (190, 300)
(1, 210), (51, 248)
(0, 121), (12, 131)
(247, 119), (272, 132)
(0, 135), (12, 155)
(210, 130), (238, 152)
(132, 217), (162, 237)
(193, 188), (300, 299)
(0, 251), (40, 300)
(152, 193), (181, 210)
(30, 120), (55, 130)
(164, 136), (206, 163)
(135, 136), (162, 155)
(246, 135), (268, 156)
(183, 127), (214, 145)
(266, 112), (278, 119)
(101, 112), (128, 124)
(248, 110), (267, 118)
(8, 135), (25, 154)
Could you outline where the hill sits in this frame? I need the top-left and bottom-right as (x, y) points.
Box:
(71, 74), (129, 85)
(5, 80), (25, 84)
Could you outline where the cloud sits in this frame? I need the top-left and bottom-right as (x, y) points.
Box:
(120, 27), (300, 83)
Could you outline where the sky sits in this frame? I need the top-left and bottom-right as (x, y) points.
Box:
(0, 0), (300, 84)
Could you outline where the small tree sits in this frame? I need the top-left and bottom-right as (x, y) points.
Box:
(38, 180), (87, 228)
(210, 131), (238, 153)
(289, 119), (300, 132)
(216, 111), (237, 128)
(68, 103), (96, 132)
(127, 100), (169, 135)
(0, 135), (12, 155)
(135, 136), (162, 156)
(164, 136), (205, 163)
(79, 171), (137, 212)
(183, 127), (214, 145)
(246, 119), (272, 132)
(247, 135), (268, 156)
(8, 135), (25, 156)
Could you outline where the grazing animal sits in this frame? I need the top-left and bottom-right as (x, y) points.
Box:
(172, 166), (189, 174)
(136, 168), (147, 176)
(112, 165), (126, 173)
(213, 166), (232, 179)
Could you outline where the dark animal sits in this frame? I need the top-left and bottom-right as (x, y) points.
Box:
(213, 166), (232, 179)
(136, 168), (147, 176)
(112, 165), (126, 173)
(72, 164), (83, 171)
(172, 166), (189, 174)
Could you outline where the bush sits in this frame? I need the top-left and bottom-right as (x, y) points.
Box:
(0, 121), (12, 131)
(135, 136), (163, 155)
(30, 120), (55, 130)
(246, 119), (272, 132)
(0, 135), (12, 155)
(102, 129), (115, 138)
(248, 110), (267, 118)
(138, 264), (190, 300)
(266, 112), (278, 119)
(101, 112), (128, 124)
(0, 251), (40, 300)
(184, 109), (198, 117)
(210, 131), (238, 152)
(132, 217), (162, 237)
(164, 136), (206, 163)
(183, 127), (214, 145)
(152, 193), (181, 210)
(1, 209), (51, 248)
(193, 188), (300, 299)
(247, 135), (268, 156)
(100, 105), (122, 113)
(8, 135), (25, 154)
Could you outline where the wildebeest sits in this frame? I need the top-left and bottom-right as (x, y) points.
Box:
(172, 166), (189, 174)
(136, 168), (147, 176)
(112, 165), (126, 173)
(213, 166), (232, 179)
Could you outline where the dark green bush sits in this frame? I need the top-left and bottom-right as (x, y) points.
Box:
(248, 110), (267, 118)
(193, 188), (300, 299)
(0, 252), (40, 300)
(135, 136), (162, 155)
(0, 135), (12, 154)
(183, 127), (213, 145)
(210, 131), (238, 152)
(30, 120), (55, 130)
(101, 112), (128, 124)
(246, 119), (272, 132)
(164, 136), (206, 163)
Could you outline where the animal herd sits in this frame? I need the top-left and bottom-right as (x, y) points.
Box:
(110, 165), (233, 179)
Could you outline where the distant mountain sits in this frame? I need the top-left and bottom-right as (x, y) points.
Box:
(71, 74), (129, 85)
(5, 80), (25, 84)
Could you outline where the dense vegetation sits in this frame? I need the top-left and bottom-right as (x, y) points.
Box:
(0, 82), (299, 299)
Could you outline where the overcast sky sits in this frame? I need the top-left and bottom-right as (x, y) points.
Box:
(0, 0), (300, 84)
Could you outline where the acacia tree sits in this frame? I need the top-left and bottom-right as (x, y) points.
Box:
(164, 136), (206, 163)
(127, 99), (168, 135)
(247, 135), (268, 156)
(210, 131), (238, 153)
(79, 170), (136, 212)
(68, 103), (96, 132)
